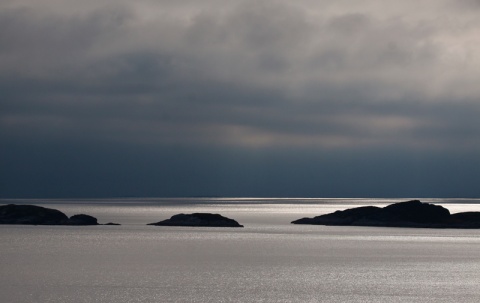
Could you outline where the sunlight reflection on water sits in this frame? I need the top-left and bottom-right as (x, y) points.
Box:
(1, 198), (480, 302)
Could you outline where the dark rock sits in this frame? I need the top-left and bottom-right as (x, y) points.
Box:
(449, 212), (480, 228)
(292, 200), (480, 228)
(451, 212), (480, 222)
(0, 204), (68, 225)
(67, 214), (98, 225)
(0, 204), (101, 226)
(148, 213), (243, 227)
(381, 200), (450, 224)
(294, 206), (382, 225)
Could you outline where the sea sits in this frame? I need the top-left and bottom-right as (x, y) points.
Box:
(1, 198), (480, 303)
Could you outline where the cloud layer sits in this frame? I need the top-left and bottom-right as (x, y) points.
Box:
(1, 0), (480, 197)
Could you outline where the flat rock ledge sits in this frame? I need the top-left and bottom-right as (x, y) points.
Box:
(292, 200), (480, 228)
(148, 213), (243, 227)
(0, 204), (118, 226)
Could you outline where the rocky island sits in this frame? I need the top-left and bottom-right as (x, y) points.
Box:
(292, 200), (480, 228)
(0, 204), (118, 225)
(148, 213), (243, 227)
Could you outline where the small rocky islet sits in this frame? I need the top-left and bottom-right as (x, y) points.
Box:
(148, 213), (244, 227)
(0, 204), (119, 226)
(292, 200), (480, 228)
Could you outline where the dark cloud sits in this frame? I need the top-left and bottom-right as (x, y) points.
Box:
(1, 0), (480, 197)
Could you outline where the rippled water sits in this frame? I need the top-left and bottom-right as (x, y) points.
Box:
(1, 198), (480, 302)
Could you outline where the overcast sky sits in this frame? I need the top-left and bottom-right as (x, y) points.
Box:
(1, 0), (480, 198)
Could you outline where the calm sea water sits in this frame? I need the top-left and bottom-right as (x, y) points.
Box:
(1, 198), (480, 302)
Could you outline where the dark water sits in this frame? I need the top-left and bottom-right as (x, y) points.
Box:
(1, 198), (480, 302)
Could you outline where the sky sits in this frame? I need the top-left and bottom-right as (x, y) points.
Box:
(1, 0), (480, 198)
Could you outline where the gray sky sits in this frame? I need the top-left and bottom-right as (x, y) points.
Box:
(1, 0), (480, 198)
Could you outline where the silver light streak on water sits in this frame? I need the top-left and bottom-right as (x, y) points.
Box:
(1, 198), (480, 302)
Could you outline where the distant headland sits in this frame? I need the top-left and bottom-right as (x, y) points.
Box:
(0, 204), (119, 226)
(292, 200), (480, 228)
(148, 213), (243, 227)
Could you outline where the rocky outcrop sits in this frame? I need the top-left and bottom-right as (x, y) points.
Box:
(292, 200), (480, 228)
(0, 204), (69, 225)
(449, 212), (480, 228)
(148, 213), (243, 227)
(0, 204), (114, 226)
(67, 214), (98, 225)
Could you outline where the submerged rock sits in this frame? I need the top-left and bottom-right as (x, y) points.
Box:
(148, 213), (243, 227)
(292, 200), (480, 228)
(0, 204), (107, 226)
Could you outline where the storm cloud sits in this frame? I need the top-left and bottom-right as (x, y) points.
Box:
(1, 0), (480, 198)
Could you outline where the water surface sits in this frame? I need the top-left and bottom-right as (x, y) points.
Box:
(1, 198), (480, 302)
